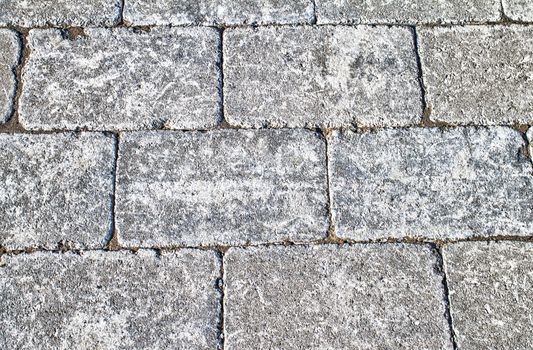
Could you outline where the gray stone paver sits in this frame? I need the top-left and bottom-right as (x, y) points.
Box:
(116, 130), (328, 247)
(316, 0), (500, 24)
(419, 25), (533, 125)
(0, 250), (220, 350)
(0, 0), (121, 27)
(0, 30), (19, 124)
(124, 0), (314, 25)
(329, 127), (533, 240)
(224, 26), (422, 128)
(503, 0), (533, 21)
(0, 133), (115, 249)
(444, 242), (533, 350)
(20, 27), (220, 131)
(224, 244), (453, 349)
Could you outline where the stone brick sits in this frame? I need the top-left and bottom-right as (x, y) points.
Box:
(528, 127), (533, 161)
(116, 130), (328, 247)
(503, 0), (533, 21)
(444, 242), (533, 350)
(329, 127), (533, 241)
(0, 0), (121, 27)
(224, 244), (452, 349)
(224, 26), (422, 128)
(0, 133), (114, 249)
(419, 25), (533, 125)
(0, 30), (19, 124)
(316, 0), (500, 24)
(0, 250), (220, 349)
(20, 27), (219, 131)
(124, 0), (314, 25)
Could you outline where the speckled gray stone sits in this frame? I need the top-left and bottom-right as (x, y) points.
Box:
(116, 130), (328, 247)
(528, 127), (533, 161)
(330, 127), (533, 240)
(224, 244), (452, 349)
(0, 133), (115, 249)
(444, 242), (533, 350)
(503, 0), (533, 21)
(124, 0), (314, 25)
(0, 0), (121, 27)
(20, 27), (219, 131)
(0, 30), (19, 124)
(316, 0), (500, 24)
(224, 26), (422, 128)
(0, 250), (220, 350)
(419, 25), (533, 125)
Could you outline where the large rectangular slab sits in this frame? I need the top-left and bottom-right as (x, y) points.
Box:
(116, 130), (328, 246)
(20, 27), (220, 131)
(329, 127), (533, 240)
(0, 133), (115, 249)
(0, 30), (19, 124)
(0, 250), (220, 349)
(419, 25), (533, 125)
(224, 244), (452, 349)
(224, 26), (422, 128)
(0, 0), (121, 27)
(316, 0), (500, 24)
(503, 0), (533, 21)
(124, 0), (314, 25)
(444, 242), (533, 350)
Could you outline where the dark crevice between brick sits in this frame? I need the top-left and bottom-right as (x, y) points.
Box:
(310, 0), (318, 25)
(216, 27), (233, 129)
(60, 27), (87, 40)
(216, 250), (226, 350)
(119, 0), (127, 26)
(105, 132), (122, 251)
(432, 244), (459, 350)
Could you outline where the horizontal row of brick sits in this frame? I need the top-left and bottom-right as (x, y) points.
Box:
(1, 25), (533, 129)
(1, 242), (531, 349)
(0, 0), (532, 26)
(1, 127), (531, 249)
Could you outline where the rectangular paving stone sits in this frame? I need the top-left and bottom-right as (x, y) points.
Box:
(419, 25), (533, 125)
(316, 0), (500, 24)
(444, 242), (533, 350)
(0, 133), (115, 249)
(0, 0), (121, 27)
(224, 244), (452, 349)
(224, 26), (422, 128)
(116, 130), (328, 247)
(329, 127), (533, 241)
(124, 0), (314, 25)
(503, 0), (533, 21)
(20, 27), (219, 131)
(0, 250), (220, 349)
(0, 30), (19, 124)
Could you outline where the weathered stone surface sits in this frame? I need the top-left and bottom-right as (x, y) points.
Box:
(224, 244), (452, 349)
(224, 26), (422, 128)
(444, 242), (533, 350)
(316, 0), (500, 24)
(20, 27), (219, 131)
(0, 133), (114, 249)
(503, 0), (533, 21)
(0, 0), (121, 27)
(528, 127), (533, 161)
(116, 130), (328, 246)
(0, 30), (19, 124)
(330, 127), (533, 240)
(419, 25), (533, 125)
(0, 250), (220, 349)
(124, 0), (314, 25)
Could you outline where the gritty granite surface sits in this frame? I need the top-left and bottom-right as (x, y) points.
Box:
(503, 0), (533, 21)
(0, 29), (19, 124)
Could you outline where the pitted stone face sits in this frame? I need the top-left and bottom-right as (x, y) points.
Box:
(502, 0), (533, 21)
(0, 30), (19, 124)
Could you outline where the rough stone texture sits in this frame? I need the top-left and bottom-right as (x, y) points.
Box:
(419, 25), (533, 125)
(116, 130), (328, 247)
(329, 127), (533, 240)
(528, 127), (533, 162)
(0, 0), (121, 27)
(0, 133), (115, 249)
(20, 27), (219, 131)
(124, 0), (314, 25)
(503, 0), (533, 21)
(444, 242), (533, 350)
(0, 250), (220, 350)
(224, 244), (452, 349)
(224, 26), (422, 128)
(0, 30), (19, 124)
(316, 0), (500, 24)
